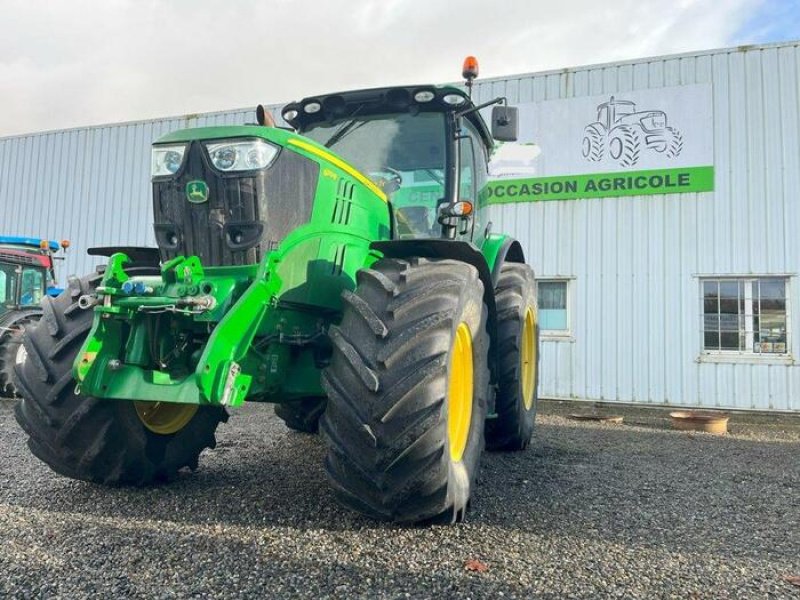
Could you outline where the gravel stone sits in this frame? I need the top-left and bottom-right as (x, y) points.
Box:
(1, 399), (798, 599)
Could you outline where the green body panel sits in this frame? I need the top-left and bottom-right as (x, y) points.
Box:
(478, 232), (517, 275)
(159, 125), (299, 145)
(75, 126), (390, 406)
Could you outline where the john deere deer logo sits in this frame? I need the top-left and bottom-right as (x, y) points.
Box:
(582, 96), (683, 167)
(186, 180), (209, 203)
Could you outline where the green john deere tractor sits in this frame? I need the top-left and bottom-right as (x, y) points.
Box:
(15, 62), (540, 523)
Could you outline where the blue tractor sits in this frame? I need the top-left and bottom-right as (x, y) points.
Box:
(0, 236), (67, 397)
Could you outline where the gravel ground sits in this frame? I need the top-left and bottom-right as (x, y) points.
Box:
(1, 398), (798, 599)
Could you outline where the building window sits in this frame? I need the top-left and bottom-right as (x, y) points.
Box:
(538, 280), (569, 332)
(702, 277), (789, 354)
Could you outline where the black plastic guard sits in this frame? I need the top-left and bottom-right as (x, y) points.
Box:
(87, 246), (161, 266)
(490, 238), (526, 284)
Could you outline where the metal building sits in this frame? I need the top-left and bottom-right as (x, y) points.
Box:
(1, 40), (798, 411)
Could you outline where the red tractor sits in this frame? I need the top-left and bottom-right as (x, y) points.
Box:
(0, 236), (68, 397)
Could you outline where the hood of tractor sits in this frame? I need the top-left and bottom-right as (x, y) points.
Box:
(75, 124), (393, 407)
(151, 126), (326, 268)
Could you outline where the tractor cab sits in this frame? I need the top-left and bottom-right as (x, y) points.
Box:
(597, 96), (637, 128)
(0, 237), (66, 315)
(281, 77), (518, 241)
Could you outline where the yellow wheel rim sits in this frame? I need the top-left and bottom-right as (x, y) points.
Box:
(134, 401), (198, 435)
(521, 307), (537, 410)
(447, 322), (474, 463)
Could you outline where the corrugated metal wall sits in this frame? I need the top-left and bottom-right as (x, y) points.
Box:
(474, 41), (800, 411)
(1, 41), (798, 410)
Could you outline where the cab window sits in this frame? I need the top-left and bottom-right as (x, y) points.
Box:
(459, 134), (476, 203)
(461, 121), (488, 209)
(19, 268), (44, 306)
(303, 112), (446, 238)
(0, 266), (15, 306)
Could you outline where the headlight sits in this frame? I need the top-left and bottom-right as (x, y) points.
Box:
(151, 144), (186, 177)
(205, 139), (279, 172)
(442, 93), (467, 106)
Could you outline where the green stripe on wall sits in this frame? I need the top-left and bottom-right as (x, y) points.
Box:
(485, 166), (714, 204)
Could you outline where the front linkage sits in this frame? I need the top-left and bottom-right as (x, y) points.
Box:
(75, 250), (295, 408)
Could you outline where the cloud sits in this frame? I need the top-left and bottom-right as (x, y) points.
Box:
(0, 0), (767, 137)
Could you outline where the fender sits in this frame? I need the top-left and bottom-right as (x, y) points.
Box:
(479, 234), (526, 285)
(370, 239), (500, 400)
(88, 246), (161, 266)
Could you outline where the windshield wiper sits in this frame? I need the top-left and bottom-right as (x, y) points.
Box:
(424, 169), (445, 185)
(324, 105), (366, 149)
(325, 121), (367, 149)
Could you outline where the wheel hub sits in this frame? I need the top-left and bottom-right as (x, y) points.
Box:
(521, 308), (536, 410)
(134, 401), (198, 435)
(447, 322), (473, 462)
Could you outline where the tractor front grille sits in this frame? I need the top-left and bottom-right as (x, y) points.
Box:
(152, 142), (319, 266)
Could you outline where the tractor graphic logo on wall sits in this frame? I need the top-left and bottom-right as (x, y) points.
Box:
(581, 96), (683, 167)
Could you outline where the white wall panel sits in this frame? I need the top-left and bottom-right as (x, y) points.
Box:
(475, 42), (800, 412)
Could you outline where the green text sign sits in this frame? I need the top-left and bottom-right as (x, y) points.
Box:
(485, 166), (714, 205)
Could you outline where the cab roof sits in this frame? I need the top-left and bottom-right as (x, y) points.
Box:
(0, 236), (59, 251)
(282, 85), (494, 151)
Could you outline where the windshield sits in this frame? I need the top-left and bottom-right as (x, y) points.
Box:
(615, 102), (635, 117)
(302, 112), (446, 237)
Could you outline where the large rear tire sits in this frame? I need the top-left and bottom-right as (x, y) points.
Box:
(14, 272), (227, 485)
(486, 263), (540, 451)
(608, 125), (641, 167)
(321, 257), (490, 524)
(0, 309), (41, 398)
(274, 397), (326, 433)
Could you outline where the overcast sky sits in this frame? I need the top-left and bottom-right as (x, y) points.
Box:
(0, 0), (797, 137)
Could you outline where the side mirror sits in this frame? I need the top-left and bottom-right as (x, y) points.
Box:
(491, 105), (518, 142)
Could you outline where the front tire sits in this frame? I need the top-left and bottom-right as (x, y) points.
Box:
(14, 272), (227, 485)
(486, 263), (540, 451)
(664, 126), (683, 158)
(321, 257), (490, 523)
